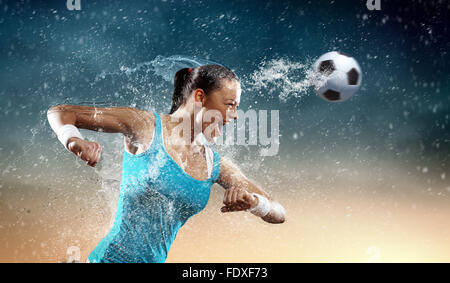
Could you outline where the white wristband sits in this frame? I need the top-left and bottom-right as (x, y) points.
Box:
(57, 124), (83, 150)
(248, 193), (271, 218)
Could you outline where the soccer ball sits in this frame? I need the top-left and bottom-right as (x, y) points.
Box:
(312, 51), (362, 102)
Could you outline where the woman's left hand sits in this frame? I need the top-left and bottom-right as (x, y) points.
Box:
(221, 187), (259, 213)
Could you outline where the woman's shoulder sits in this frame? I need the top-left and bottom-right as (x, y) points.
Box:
(123, 109), (157, 155)
(130, 108), (157, 125)
(127, 109), (157, 139)
(134, 108), (156, 119)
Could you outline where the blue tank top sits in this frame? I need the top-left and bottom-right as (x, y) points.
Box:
(88, 112), (221, 263)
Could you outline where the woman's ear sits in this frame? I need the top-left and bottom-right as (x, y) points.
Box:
(193, 89), (206, 106)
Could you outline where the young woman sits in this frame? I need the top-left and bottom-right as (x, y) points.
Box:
(47, 65), (286, 263)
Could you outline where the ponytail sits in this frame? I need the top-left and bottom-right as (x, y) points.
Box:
(169, 65), (239, 114)
(170, 68), (192, 114)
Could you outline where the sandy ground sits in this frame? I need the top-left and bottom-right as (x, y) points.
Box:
(1, 161), (449, 263)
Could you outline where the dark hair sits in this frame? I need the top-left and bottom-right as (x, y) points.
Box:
(169, 64), (239, 114)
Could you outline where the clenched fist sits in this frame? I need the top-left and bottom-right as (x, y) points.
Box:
(221, 186), (259, 213)
(67, 137), (102, 167)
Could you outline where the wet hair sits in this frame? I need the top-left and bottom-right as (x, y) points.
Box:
(169, 64), (239, 114)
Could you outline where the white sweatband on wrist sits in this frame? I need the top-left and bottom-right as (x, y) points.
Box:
(57, 124), (83, 150)
(248, 193), (272, 218)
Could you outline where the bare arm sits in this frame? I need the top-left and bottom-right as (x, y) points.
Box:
(47, 104), (145, 137)
(47, 104), (148, 166)
(216, 157), (286, 224)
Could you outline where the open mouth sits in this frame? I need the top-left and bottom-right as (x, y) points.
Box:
(223, 119), (231, 126)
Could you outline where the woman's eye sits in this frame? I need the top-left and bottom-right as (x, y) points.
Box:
(227, 103), (237, 110)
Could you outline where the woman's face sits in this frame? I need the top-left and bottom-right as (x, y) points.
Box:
(199, 79), (241, 141)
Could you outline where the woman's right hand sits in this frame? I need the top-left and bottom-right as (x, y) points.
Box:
(67, 137), (102, 167)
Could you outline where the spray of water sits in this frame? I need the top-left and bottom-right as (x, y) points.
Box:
(3, 55), (319, 250)
(94, 55), (220, 83)
(243, 57), (323, 102)
(87, 56), (320, 218)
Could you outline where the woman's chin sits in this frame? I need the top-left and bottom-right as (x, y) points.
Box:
(203, 132), (221, 144)
(205, 135), (218, 143)
(203, 125), (222, 143)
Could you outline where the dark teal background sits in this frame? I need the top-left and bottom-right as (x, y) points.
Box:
(0, 0), (448, 191)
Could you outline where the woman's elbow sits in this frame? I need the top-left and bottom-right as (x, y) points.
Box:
(263, 203), (286, 224)
(273, 215), (286, 224)
(264, 215), (286, 224)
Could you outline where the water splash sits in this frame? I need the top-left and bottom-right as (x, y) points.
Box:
(244, 57), (324, 102)
(95, 55), (220, 83)
(22, 55), (298, 246)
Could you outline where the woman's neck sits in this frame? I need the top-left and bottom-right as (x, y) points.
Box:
(162, 111), (205, 154)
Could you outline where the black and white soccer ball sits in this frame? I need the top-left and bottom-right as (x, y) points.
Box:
(312, 51), (362, 102)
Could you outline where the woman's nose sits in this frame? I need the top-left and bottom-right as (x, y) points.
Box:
(230, 110), (238, 120)
(226, 109), (238, 121)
